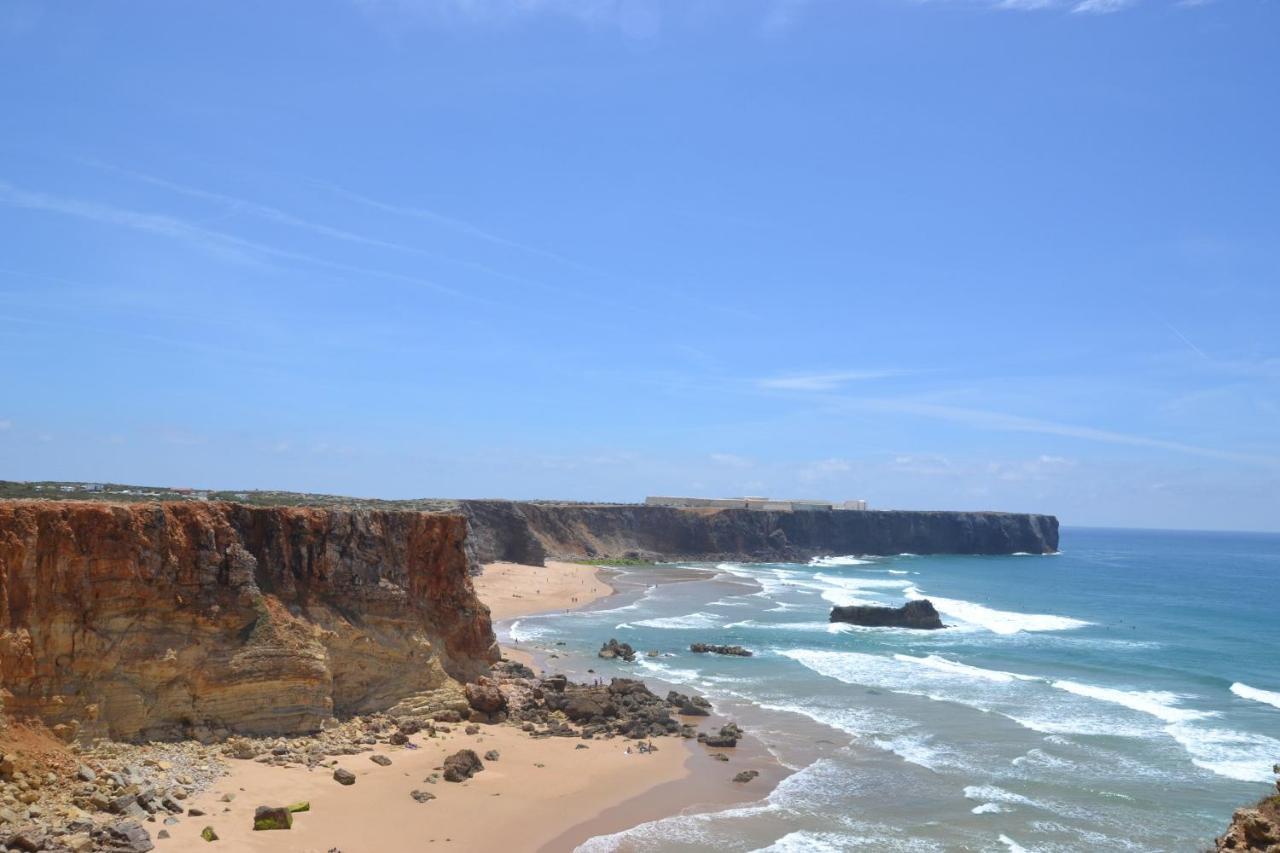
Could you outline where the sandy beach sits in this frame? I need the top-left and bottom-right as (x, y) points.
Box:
(150, 559), (780, 853)
(154, 724), (687, 852)
(475, 559), (616, 622)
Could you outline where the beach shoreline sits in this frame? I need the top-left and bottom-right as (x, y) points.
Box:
(149, 559), (785, 852)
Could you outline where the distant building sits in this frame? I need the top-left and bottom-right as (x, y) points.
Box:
(840, 499), (868, 511)
(645, 496), (748, 509)
(81, 483), (104, 492)
(645, 496), (834, 512)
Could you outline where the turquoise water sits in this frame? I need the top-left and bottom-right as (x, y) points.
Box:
(502, 528), (1280, 852)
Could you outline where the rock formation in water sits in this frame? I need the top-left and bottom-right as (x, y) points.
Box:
(0, 500), (497, 741)
(829, 599), (946, 629)
(689, 643), (753, 657)
(456, 501), (1058, 570)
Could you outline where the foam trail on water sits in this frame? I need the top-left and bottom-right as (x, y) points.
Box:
(894, 654), (1040, 683)
(630, 611), (722, 629)
(1166, 724), (1280, 782)
(971, 802), (1009, 814)
(1050, 681), (1212, 724)
(999, 835), (1030, 853)
(1230, 682), (1280, 710)
(809, 555), (872, 567)
(905, 586), (1090, 634)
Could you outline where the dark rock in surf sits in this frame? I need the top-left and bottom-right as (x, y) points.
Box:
(829, 599), (945, 630)
(689, 643), (752, 657)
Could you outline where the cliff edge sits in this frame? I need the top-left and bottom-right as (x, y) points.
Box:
(0, 501), (497, 741)
(458, 501), (1058, 568)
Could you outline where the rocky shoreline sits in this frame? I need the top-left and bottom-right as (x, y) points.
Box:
(0, 660), (744, 852)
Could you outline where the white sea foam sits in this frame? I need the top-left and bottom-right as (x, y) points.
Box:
(998, 835), (1030, 853)
(809, 555), (873, 566)
(725, 619), (854, 634)
(1049, 681), (1212, 724)
(1230, 681), (1280, 710)
(964, 785), (1040, 809)
(870, 735), (969, 772)
(904, 587), (1090, 634)
(1166, 723), (1280, 782)
(630, 611), (723, 630)
(894, 654), (1040, 684)
(820, 589), (883, 609)
(971, 802), (1010, 814)
(814, 572), (912, 590)
(507, 619), (548, 643)
(888, 569), (910, 575)
(636, 658), (702, 684)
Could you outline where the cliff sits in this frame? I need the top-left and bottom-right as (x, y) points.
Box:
(457, 502), (1058, 567)
(0, 501), (497, 741)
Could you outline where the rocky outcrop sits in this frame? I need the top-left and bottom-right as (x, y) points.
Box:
(689, 643), (753, 657)
(1217, 769), (1280, 852)
(829, 599), (946, 629)
(0, 501), (498, 741)
(457, 502), (1058, 569)
(1217, 801), (1280, 851)
(597, 639), (636, 662)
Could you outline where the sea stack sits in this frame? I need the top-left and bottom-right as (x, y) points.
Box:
(829, 599), (945, 630)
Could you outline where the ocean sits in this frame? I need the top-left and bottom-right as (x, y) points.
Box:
(501, 527), (1280, 852)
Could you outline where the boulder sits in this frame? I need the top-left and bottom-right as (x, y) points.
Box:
(333, 768), (356, 785)
(370, 755), (392, 766)
(442, 749), (485, 783)
(829, 599), (945, 630)
(598, 639), (636, 662)
(465, 679), (507, 714)
(253, 806), (293, 831)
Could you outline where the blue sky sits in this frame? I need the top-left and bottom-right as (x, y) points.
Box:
(1, 0), (1277, 530)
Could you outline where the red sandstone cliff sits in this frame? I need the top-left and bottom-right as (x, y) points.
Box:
(0, 501), (497, 741)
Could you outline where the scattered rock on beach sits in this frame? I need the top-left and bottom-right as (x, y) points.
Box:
(252, 805), (293, 831)
(370, 755), (392, 766)
(484, 750), (500, 761)
(333, 768), (356, 785)
(442, 750), (484, 783)
(733, 770), (760, 783)
(410, 790), (436, 803)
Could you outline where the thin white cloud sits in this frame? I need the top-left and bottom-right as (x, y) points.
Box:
(1072, 0), (1136, 12)
(758, 369), (908, 391)
(357, 0), (664, 36)
(0, 180), (470, 300)
(311, 178), (590, 273)
(709, 452), (753, 468)
(87, 162), (540, 286)
(854, 398), (1279, 465)
(0, 419), (12, 431)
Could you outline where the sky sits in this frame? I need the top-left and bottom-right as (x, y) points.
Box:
(1, 0), (1277, 531)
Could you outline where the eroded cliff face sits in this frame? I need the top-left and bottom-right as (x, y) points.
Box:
(459, 501), (1058, 567)
(0, 501), (497, 741)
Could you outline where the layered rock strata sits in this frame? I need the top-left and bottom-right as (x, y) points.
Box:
(0, 501), (497, 741)
(457, 501), (1058, 569)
